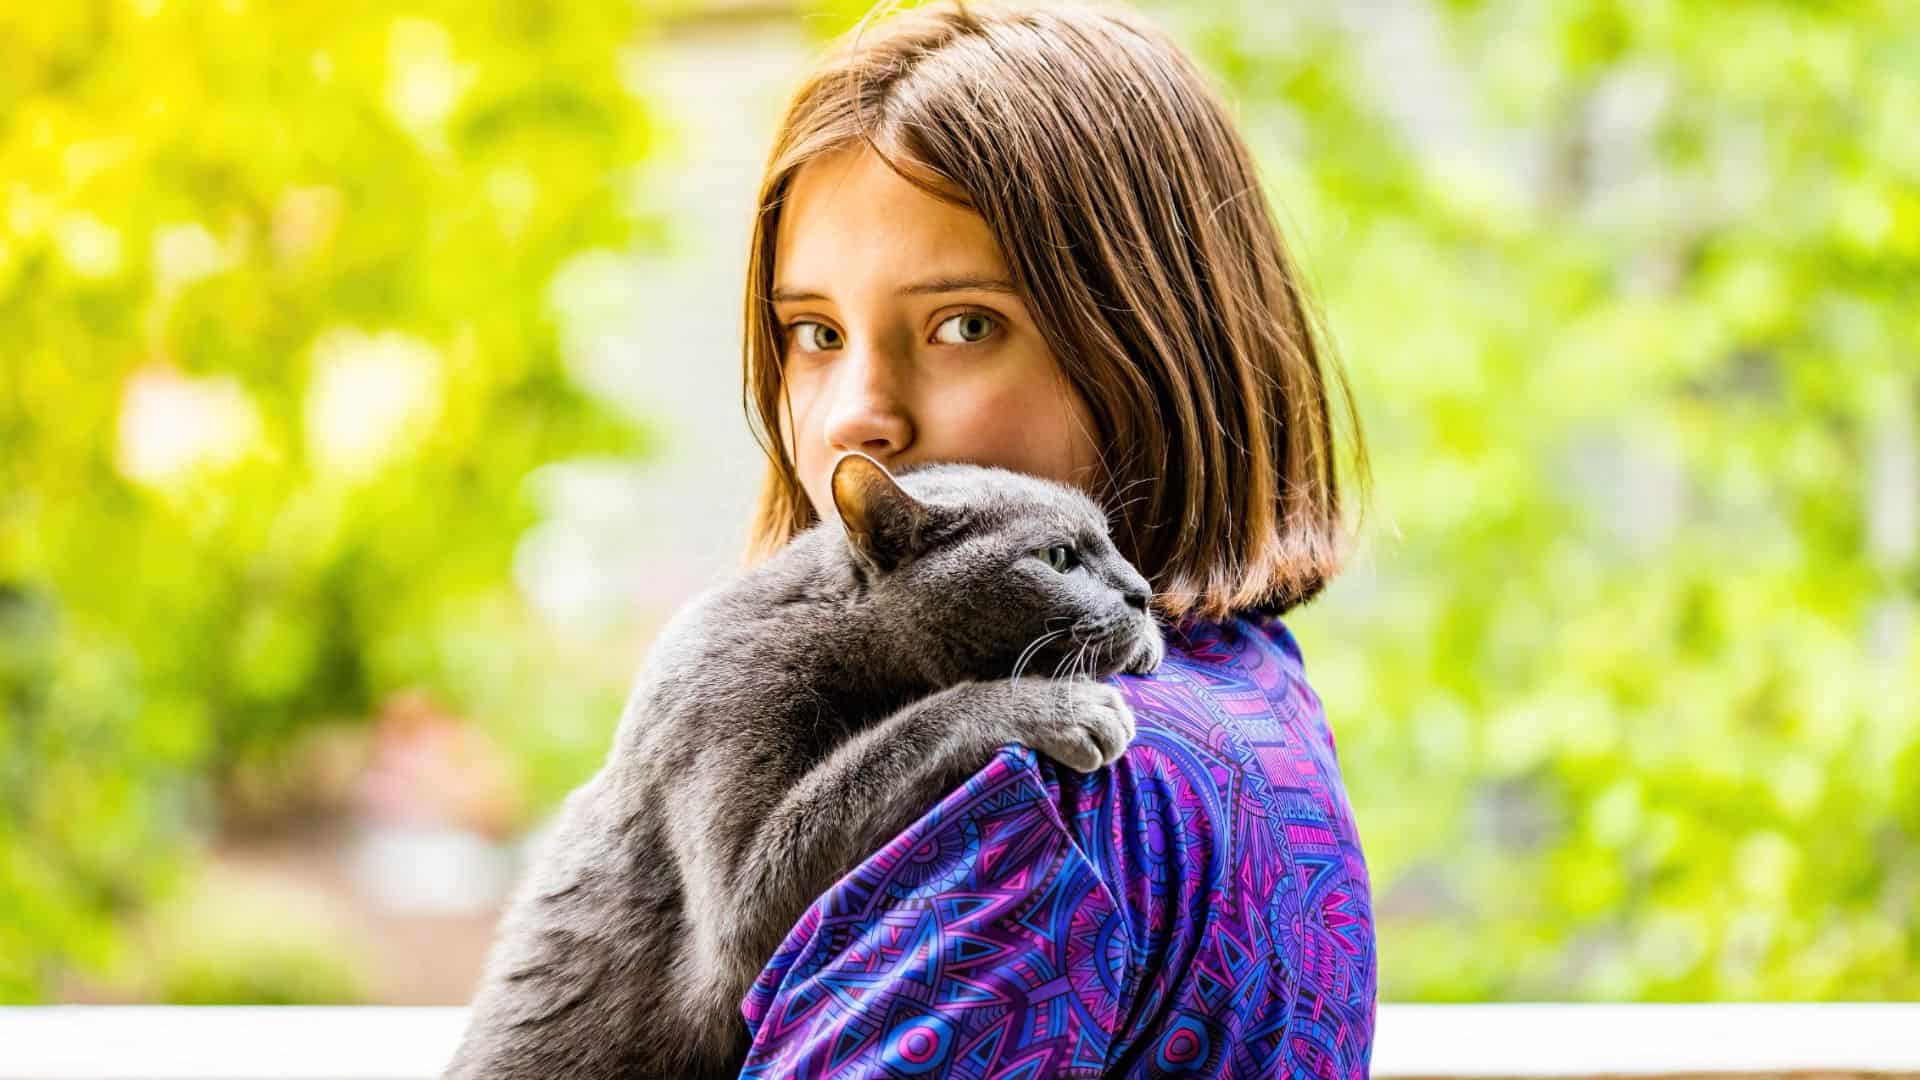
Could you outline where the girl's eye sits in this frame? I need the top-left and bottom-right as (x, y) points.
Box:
(932, 311), (998, 345)
(788, 321), (844, 352)
(1038, 544), (1078, 573)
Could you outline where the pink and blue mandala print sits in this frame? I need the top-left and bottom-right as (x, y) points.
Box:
(740, 615), (1376, 1078)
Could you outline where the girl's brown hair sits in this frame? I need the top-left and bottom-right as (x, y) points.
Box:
(742, 0), (1368, 622)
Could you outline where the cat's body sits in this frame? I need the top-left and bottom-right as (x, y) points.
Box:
(444, 456), (1164, 1079)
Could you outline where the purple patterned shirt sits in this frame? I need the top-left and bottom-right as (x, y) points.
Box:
(739, 614), (1376, 1078)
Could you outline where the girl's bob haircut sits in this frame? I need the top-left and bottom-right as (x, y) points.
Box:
(742, 0), (1368, 622)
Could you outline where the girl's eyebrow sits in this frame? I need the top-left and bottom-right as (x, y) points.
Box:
(899, 274), (1016, 296)
(769, 274), (1016, 304)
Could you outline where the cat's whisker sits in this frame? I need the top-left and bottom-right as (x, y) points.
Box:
(1107, 492), (1153, 521)
(1098, 472), (1152, 507)
(1100, 473), (1160, 525)
(1102, 470), (1157, 508)
(1051, 645), (1075, 680)
(1012, 625), (1072, 682)
(1055, 637), (1091, 684)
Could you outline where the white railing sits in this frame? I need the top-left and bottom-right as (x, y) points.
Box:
(0, 1004), (1915, 1079)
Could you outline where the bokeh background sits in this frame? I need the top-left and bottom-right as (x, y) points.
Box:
(3, 0), (1915, 1006)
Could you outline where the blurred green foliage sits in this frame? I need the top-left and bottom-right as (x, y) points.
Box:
(0, 0), (654, 1001)
(1162, 0), (1920, 999)
(139, 867), (370, 1005)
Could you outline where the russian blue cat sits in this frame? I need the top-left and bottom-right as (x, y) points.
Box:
(445, 452), (1162, 1078)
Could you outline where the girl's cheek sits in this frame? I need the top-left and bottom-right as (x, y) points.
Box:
(937, 379), (1082, 480)
(779, 372), (826, 445)
(923, 370), (1005, 433)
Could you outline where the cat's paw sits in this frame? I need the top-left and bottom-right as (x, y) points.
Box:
(1012, 680), (1136, 773)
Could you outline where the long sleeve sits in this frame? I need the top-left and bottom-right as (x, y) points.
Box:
(737, 744), (1133, 1078)
(739, 615), (1376, 1078)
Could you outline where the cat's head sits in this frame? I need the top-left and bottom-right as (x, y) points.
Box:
(830, 452), (1165, 682)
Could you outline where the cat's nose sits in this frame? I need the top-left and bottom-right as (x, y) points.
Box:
(1123, 588), (1150, 611)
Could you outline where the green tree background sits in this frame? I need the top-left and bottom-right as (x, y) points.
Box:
(1, 0), (656, 1000)
(2, 0), (1915, 1003)
(1166, 0), (1920, 999)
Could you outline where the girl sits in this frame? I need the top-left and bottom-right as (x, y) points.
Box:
(735, 1), (1376, 1075)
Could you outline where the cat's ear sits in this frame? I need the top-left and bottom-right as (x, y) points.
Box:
(831, 452), (929, 573)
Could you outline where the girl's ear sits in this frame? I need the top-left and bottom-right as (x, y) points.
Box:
(831, 452), (929, 572)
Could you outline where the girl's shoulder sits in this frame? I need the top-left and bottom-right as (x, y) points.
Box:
(1038, 612), (1357, 903)
(1031, 611), (1376, 1071)
(1097, 611), (1349, 831)
(1129, 611), (1321, 736)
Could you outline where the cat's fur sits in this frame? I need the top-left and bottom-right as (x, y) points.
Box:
(443, 453), (1164, 1079)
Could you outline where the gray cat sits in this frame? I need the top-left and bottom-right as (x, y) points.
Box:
(444, 452), (1164, 1079)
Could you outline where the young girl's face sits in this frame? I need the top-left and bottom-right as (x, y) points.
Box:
(772, 147), (1101, 524)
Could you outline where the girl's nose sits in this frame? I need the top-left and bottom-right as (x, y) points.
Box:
(822, 350), (914, 460)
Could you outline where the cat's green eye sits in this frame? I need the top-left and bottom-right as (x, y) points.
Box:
(1039, 544), (1078, 572)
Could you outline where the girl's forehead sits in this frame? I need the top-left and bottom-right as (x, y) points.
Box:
(773, 148), (1009, 293)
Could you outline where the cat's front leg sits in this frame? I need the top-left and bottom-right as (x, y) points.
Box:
(702, 677), (1134, 987)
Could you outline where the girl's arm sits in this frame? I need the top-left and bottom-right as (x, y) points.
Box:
(699, 677), (1133, 999)
(737, 743), (1137, 1079)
